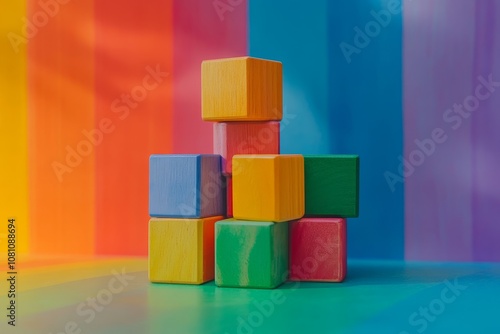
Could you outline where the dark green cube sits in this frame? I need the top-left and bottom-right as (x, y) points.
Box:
(304, 155), (359, 217)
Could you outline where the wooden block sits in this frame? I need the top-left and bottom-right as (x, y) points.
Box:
(233, 154), (304, 222)
(149, 154), (225, 218)
(214, 121), (280, 175)
(201, 57), (282, 121)
(304, 155), (359, 217)
(289, 218), (347, 282)
(226, 175), (233, 218)
(149, 216), (223, 284)
(215, 219), (288, 289)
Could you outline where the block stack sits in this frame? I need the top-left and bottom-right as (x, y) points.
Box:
(148, 56), (360, 289)
(148, 153), (225, 284)
(203, 57), (302, 288)
(288, 155), (359, 283)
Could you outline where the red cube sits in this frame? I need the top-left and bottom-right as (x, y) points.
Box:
(214, 121), (280, 175)
(289, 218), (347, 282)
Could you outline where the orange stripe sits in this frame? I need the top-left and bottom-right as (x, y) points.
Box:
(94, 0), (173, 255)
(28, 0), (95, 254)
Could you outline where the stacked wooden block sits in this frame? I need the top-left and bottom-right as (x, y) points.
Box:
(148, 56), (359, 289)
(289, 155), (359, 283)
(148, 154), (225, 284)
(204, 57), (295, 289)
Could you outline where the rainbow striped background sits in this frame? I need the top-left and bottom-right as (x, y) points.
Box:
(1, 0), (499, 262)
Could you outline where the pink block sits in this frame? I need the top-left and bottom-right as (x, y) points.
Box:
(226, 176), (233, 218)
(289, 218), (347, 282)
(213, 122), (280, 175)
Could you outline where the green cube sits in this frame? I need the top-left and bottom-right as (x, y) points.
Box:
(215, 219), (288, 289)
(304, 155), (359, 217)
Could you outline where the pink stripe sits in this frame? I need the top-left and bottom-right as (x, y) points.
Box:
(172, 0), (248, 154)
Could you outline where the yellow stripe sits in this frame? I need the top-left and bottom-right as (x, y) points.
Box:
(0, 1), (29, 254)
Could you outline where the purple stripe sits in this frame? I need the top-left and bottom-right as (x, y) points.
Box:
(471, 0), (500, 261)
(404, 0), (478, 261)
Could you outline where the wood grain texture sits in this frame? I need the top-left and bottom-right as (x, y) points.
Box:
(233, 155), (304, 222)
(201, 57), (282, 121)
(215, 219), (288, 289)
(149, 154), (224, 218)
(149, 216), (223, 284)
(214, 121), (280, 175)
(304, 155), (359, 217)
(289, 218), (346, 282)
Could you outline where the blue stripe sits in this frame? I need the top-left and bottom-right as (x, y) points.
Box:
(249, 0), (404, 259)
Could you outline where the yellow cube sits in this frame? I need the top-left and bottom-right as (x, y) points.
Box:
(201, 57), (282, 121)
(148, 216), (223, 284)
(232, 155), (304, 222)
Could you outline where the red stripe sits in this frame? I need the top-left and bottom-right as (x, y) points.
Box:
(94, 0), (174, 255)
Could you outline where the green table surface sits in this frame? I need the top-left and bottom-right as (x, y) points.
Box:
(6, 258), (500, 334)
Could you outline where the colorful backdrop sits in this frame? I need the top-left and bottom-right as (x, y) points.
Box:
(1, 0), (499, 261)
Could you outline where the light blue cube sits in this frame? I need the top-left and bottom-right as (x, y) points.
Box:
(149, 154), (225, 218)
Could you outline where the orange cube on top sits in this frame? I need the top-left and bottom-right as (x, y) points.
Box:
(201, 57), (283, 121)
